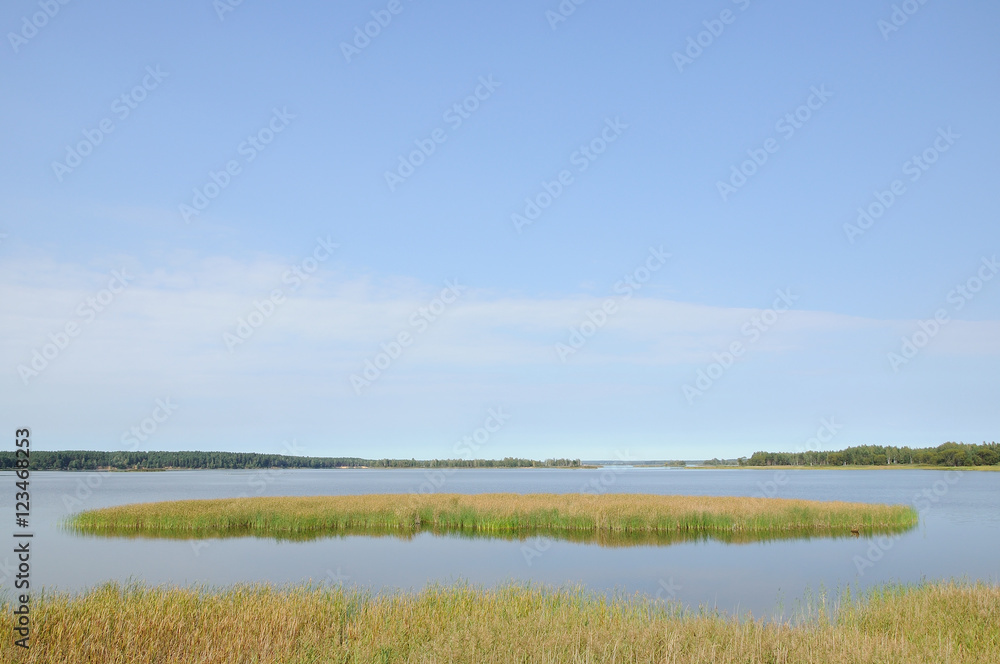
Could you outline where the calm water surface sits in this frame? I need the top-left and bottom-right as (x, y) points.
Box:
(4, 468), (998, 618)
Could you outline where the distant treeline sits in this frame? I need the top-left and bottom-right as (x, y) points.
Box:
(0, 451), (582, 471)
(745, 442), (999, 467)
(702, 458), (741, 466)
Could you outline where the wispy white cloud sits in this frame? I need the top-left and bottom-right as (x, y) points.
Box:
(5, 255), (1000, 380)
(2, 255), (998, 455)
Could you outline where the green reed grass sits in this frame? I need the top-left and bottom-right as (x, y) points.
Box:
(68, 493), (918, 541)
(68, 521), (888, 547)
(1, 580), (996, 663)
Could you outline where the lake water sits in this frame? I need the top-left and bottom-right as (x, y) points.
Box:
(4, 467), (999, 619)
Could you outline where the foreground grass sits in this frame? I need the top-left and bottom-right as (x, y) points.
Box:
(2, 580), (997, 663)
(68, 493), (918, 541)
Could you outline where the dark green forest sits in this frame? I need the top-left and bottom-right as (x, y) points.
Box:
(3, 443), (995, 471)
(0, 450), (581, 471)
(744, 441), (999, 467)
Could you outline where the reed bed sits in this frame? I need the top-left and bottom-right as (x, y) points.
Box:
(2, 580), (996, 663)
(68, 521), (879, 547)
(68, 493), (918, 541)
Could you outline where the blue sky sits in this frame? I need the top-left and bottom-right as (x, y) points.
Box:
(2, 0), (998, 460)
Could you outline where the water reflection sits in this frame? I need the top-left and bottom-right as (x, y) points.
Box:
(65, 522), (914, 547)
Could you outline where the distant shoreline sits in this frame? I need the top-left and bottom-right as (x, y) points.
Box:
(0, 465), (594, 473)
(3, 463), (998, 472)
(3, 447), (997, 473)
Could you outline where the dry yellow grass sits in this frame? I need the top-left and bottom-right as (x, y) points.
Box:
(1, 580), (996, 663)
(68, 493), (918, 542)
